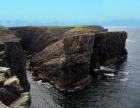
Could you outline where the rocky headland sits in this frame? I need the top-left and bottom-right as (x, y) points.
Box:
(0, 25), (127, 107)
(10, 26), (127, 92)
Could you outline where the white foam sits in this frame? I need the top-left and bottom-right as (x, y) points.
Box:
(104, 73), (115, 77)
(124, 71), (129, 75)
(100, 66), (114, 72)
(120, 77), (128, 82)
(126, 39), (136, 43)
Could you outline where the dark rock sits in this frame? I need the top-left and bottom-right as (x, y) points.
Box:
(4, 76), (23, 94)
(11, 26), (127, 92)
(31, 32), (95, 91)
(10, 26), (107, 53)
(10, 26), (73, 53)
(0, 30), (30, 91)
(0, 76), (23, 105)
(0, 87), (19, 105)
(0, 28), (30, 106)
(90, 32), (127, 70)
(0, 68), (30, 107)
(0, 67), (11, 86)
(4, 42), (30, 91)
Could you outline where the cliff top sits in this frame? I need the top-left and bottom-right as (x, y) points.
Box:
(0, 26), (20, 42)
(10, 25), (106, 31)
(0, 26), (10, 33)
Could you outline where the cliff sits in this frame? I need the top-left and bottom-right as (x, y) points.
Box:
(10, 26), (106, 53)
(10, 26), (127, 92)
(0, 27), (30, 107)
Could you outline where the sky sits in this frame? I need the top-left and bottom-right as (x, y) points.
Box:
(0, 0), (140, 26)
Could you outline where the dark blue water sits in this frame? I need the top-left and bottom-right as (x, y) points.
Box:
(28, 27), (140, 108)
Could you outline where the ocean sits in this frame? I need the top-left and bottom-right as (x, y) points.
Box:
(28, 27), (140, 108)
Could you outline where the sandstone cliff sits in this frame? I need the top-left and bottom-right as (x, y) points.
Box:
(11, 26), (127, 92)
(0, 27), (30, 107)
(10, 26), (106, 53)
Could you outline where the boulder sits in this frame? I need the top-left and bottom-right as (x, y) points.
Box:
(0, 68), (29, 107)
(0, 67), (11, 85)
(9, 92), (31, 108)
(0, 101), (9, 108)
(0, 72), (22, 105)
(0, 87), (19, 105)
(4, 76), (23, 93)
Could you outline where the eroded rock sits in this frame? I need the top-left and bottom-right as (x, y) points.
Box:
(0, 67), (11, 85)
(0, 28), (30, 91)
(0, 27), (30, 107)
(31, 32), (96, 91)
(11, 26), (127, 92)
(9, 92), (30, 108)
(27, 26), (127, 92)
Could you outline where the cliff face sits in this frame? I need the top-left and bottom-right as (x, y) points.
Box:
(30, 33), (95, 91)
(90, 32), (127, 69)
(10, 26), (73, 53)
(10, 26), (106, 53)
(0, 28), (30, 107)
(11, 26), (127, 92)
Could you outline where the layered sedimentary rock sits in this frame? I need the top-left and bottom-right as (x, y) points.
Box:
(31, 33), (95, 91)
(90, 32), (127, 68)
(10, 26), (106, 53)
(11, 26), (127, 92)
(0, 27), (30, 107)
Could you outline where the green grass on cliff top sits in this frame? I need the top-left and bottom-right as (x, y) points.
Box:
(0, 26), (9, 32)
(11, 25), (104, 33)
